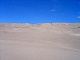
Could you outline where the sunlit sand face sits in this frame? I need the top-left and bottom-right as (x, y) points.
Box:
(71, 34), (80, 36)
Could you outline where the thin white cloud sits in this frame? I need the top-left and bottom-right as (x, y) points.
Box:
(77, 16), (80, 18)
(50, 9), (55, 12)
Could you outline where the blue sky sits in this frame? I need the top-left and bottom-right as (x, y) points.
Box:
(0, 0), (80, 24)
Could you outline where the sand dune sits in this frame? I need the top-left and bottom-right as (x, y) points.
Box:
(0, 23), (80, 60)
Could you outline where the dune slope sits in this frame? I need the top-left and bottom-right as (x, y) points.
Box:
(0, 23), (80, 60)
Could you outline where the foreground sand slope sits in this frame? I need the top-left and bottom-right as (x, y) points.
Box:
(0, 23), (80, 60)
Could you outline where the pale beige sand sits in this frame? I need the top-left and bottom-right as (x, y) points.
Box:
(0, 23), (80, 60)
